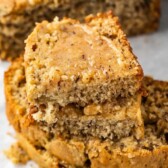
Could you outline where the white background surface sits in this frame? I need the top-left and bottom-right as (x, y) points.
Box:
(0, 0), (168, 167)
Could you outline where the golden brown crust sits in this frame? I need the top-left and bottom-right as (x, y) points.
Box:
(4, 57), (25, 131)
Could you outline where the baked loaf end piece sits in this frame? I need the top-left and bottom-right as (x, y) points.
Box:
(142, 76), (168, 134)
(0, 0), (160, 61)
(4, 58), (168, 168)
(24, 12), (143, 107)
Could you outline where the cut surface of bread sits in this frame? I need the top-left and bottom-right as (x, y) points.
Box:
(0, 0), (160, 60)
(5, 57), (168, 168)
(24, 12), (143, 108)
(142, 76), (168, 134)
(32, 96), (143, 141)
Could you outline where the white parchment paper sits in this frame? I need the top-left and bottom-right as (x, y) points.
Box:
(0, 0), (167, 167)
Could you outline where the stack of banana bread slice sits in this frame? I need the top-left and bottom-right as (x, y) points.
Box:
(4, 12), (168, 168)
(24, 12), (144, 142)
(0, 0), (160, 60)
(5, 58), (168, 168)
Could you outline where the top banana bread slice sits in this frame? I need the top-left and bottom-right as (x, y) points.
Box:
(24, 12), (143, 107)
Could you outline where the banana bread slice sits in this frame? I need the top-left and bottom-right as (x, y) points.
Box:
(0, 0), (160, 60)
(24, 12), (143, 108)
(142, 76), (168, 134)
(31, 96), (143, 141)
(5, 57), (144, 141)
